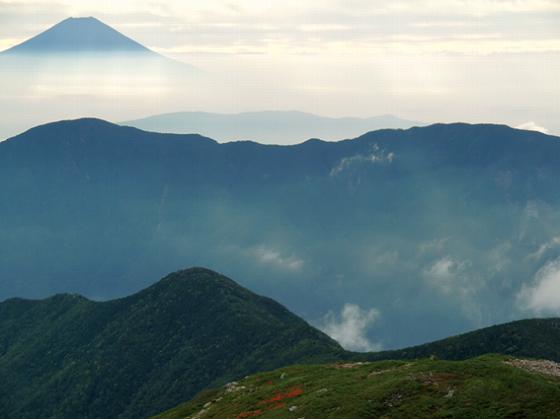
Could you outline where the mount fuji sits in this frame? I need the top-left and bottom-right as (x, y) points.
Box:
(2, 17), (155, 55)
(0, 16), (196, 139)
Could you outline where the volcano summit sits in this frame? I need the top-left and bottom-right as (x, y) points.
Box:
(2, 16), (156, 55)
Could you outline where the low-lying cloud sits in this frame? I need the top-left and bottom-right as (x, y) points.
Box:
(518, 258), (560, 314)
(330, 144), (395, 176)
(515, 122), (549, 134)
(321, 303), (382, 352)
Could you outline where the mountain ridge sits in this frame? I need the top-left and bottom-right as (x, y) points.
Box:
(6, 116), (557, 146)
(122, 110), (424, 144)
(2, 117), (218, 147)
(364, 317), (560, 363)
(0, 267), (344, 418)
(2, 118), (560, 348)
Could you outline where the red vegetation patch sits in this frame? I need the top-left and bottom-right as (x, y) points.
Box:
(261, 386), (304, 404)
(231, 386), (303, 418)
(233, 410), (263, 419)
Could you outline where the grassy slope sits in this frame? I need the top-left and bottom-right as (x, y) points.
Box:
(156, 355), (560, 419)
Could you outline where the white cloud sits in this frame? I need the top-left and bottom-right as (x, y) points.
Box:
(423, 256), (486, 323)
(321, 303), (382, 352)
(424, 256), (464, 294)
(2, 0), (560, 57)
(423, 256), (482, 298)
(331, 0), (560, 16)
(529, 236), (560, 260)
(515, 122), (549, 134)
(250, 245), (304, 271)
(518, 259), (560, 314)
(330, 144), (395, 176)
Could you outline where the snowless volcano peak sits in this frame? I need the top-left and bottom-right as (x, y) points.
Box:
(2, 16), (154, 55)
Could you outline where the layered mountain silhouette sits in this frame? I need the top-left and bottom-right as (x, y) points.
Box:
(0, 268), (344, 418)
(1, 17), (153, 55)
(123, 111), (422, 143)
(1, 118), (560, 348)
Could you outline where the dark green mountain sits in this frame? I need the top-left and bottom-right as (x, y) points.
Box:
(0, 268), (344, 419)
(363, 318), (560, 363)
(1, 118), (560, 348)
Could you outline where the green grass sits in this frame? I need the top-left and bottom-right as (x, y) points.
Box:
(156, 355), (560, 419)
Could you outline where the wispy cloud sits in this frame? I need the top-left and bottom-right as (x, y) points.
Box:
(423, 256), (484, 298)
(529, 236), (560, 260)
(515, 121), (549, 134)
(250, 245), (304, 271)
(424, 256), (466, 294)
(2, 0), (560, 56)
(321, 303), (382, 352)
(330, 144), (395, 176)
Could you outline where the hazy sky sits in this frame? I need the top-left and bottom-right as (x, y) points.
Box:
(0, 0), (559, 137)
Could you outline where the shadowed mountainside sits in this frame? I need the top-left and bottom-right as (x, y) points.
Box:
(1, 118), (560, 348)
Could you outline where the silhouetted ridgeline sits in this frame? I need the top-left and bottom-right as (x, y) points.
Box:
(1, 118), (559, 348)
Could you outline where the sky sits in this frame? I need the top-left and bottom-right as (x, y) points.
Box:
(0, 0), (559, 137)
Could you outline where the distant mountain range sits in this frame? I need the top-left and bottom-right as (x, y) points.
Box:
(2, 266), (560, 418)
(1, 118), (560, 349)
(123, 111), (423, 144)
(0, 268), (343, 418)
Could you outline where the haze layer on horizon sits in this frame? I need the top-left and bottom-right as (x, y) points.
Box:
(0, 0), (559, 139)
